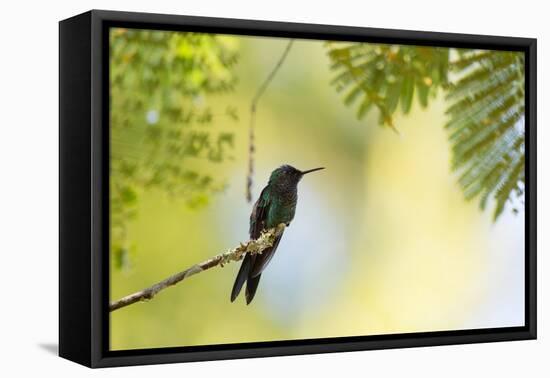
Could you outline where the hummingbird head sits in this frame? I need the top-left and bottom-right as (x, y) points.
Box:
(269, 164), (325, 188)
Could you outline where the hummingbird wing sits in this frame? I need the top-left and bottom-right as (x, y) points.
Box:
(249, 187), (269, 239)
(231, 187), (285, 303)
(230, 188), (270, 302)
(248, 187), (284, 278)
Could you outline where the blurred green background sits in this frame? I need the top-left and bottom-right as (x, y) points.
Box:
(109, 29), (525, 350)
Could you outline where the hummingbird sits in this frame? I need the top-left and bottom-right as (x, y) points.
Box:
(231, 164), (325, 304)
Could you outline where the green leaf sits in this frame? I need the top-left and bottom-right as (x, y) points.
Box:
(400, 76), (414, 114)
(327, 43), (449, 127)
(110, 29), (239, 269)
(357, 98), (373, 119)
(445, 50), (525, 221)
(327, 43), (525, 221)
(386, 80), (402, 114)
(417, 82), (429, 108)
(120, 186), (137, 205)
(344, 85), (364, 107)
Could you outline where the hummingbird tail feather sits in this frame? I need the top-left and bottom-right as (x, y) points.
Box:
(231, 254), (251, 302)
(245, 274), (262, 305)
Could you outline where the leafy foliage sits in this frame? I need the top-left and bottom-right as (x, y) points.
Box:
(327, 42), (449, 130)
(110, 29), (239, 268)
(327, 43), (525, 220)
(446, 50), (525, 220)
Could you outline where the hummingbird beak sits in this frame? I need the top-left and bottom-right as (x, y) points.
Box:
(300, 167), (325, 175)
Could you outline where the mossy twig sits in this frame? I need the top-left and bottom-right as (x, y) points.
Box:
(109, 223), (286, 312)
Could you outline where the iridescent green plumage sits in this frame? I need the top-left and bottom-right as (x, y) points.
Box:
(230, 165), (324, 304)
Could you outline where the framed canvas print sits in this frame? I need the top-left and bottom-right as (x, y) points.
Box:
(59, 10), (537, 368)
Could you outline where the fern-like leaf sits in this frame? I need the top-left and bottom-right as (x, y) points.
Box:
(446, 50), (525, 220)
(327, 43), (526, 221)
(327, 42), (450, 131)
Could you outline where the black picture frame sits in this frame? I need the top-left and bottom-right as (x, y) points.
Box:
(59, 9), (537, 368)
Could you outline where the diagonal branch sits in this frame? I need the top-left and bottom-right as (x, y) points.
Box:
(109, 223), (286, 312)
(246, 39), (294, 202)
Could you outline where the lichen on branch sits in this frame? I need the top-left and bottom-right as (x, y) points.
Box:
(109, 223), (286, 312)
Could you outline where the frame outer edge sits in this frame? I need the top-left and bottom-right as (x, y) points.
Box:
(59, 11), (93, 367)
(527, 38), (537, 339)
(81, 9), (537, 368)
(90, 9), (107, 368)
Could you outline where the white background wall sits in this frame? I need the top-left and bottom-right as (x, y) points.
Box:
(0, 0), (546, 376)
